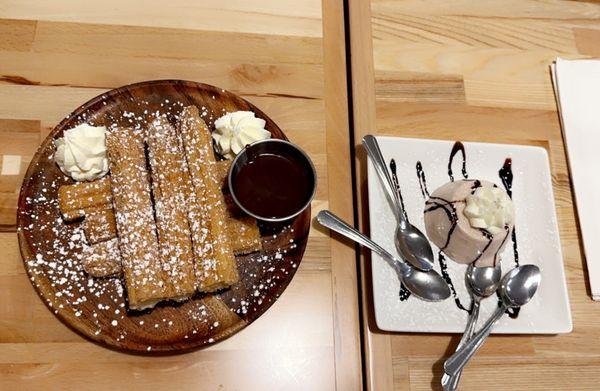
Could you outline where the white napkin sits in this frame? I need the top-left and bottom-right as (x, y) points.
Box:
(552, 57), (600, 300)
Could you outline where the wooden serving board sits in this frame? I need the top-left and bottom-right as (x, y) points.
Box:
(16, 80), (310, 353)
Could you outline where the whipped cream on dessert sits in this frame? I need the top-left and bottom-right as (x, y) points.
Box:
(423, 180), (514, 267)
(464, 186), (514, 234)
(212, 111), (271, 159)
(54, 124), (109, 181)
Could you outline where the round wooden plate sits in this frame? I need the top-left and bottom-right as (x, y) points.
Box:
(17, 80), (310, 353)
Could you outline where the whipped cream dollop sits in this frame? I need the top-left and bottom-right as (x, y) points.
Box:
(463, 185), (514, 234)
(212, 111), (271, 159)
(54, 124), (109, 181)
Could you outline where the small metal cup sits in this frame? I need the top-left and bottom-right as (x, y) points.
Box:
(228, 139), (317, 222)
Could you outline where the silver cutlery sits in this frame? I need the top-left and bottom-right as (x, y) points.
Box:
(316, 210), (450, 301)
(441, 262), (502, 390)
(362, 135), (435, 271)
(443, 265), (541, 377)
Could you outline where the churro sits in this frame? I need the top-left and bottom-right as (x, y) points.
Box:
(147, 116), (197, 300)
(178, 106), (239, 291)
(81, 238), (122, 278)
(83, 206), (117, 245)
(58, 177), (112, 221)
(106, 128), (169, 310)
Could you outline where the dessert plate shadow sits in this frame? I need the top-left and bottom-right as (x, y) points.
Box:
(367, 136), (572, 334)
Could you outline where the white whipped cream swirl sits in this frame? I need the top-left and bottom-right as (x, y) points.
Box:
(212, 111), (271, 159)
(54, 124), (109, 181)
(464, 185), (514, 234)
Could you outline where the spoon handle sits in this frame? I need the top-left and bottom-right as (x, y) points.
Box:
(444, 304), (506, 376)
(316, 210), (407, 273)
(441, 299), (481, 390)
(463, 299), (480, 345)
(362, 135), (407, 225)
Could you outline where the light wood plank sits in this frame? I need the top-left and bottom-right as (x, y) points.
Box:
(0, 0), (323, 38)
(0, 0), (360, 389)
(349, 0), (600, 389)
(322, 0), (362, 389)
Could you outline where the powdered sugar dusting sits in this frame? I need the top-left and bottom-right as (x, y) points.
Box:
(18, 87), (308, 351)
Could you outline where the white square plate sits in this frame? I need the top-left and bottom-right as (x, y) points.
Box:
(367, 137), (572, 334)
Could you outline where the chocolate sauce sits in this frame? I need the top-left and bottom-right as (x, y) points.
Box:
(416, 150), (471, 312)
(423, 196), (473, 312)
(389, 159), (409, 222)
(416, 161), (430, 198)
(390, 159), (414, 300)
(499, 158), (519, 267)
(406, 143), (523, 317)
(471, 180), (482, 194)
(438, 251), (471, 312)
(493, 227), (511, 267)
(448, 141), (468, 182)
(473, 229), (493, 263)
(498, 158), (520, 318)
(232, 154), (312, 219)
(499, 158), (513, 197)
(424, 197), (462, 250)
(399, 284), (411, 301)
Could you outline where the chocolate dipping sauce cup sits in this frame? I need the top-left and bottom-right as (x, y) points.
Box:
(228, 139), (317, 223)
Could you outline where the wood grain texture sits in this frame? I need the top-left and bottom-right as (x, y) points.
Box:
(0, 0), (323, 38)
(322, 0), (363, 389)
(347, 1), (395, 391)
(0, 1), (360, 389)
(349, 0), (600, 390)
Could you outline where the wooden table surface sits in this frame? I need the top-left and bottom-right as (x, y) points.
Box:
(3, 0), (600, 390)
(0, 1), (362, 390)
(347, 0), (600, 390)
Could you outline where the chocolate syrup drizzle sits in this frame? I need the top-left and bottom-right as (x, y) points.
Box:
(390, 159), (412, 301)
(417, 147), (471, 312)
(416, 161), (429, 198)
(499, 158), (519, 267)
(389, 159), (409, 222)
(396, 141), (521, 319)
(473, 229), (494, 263)
(498, 158), (520, 319)
(448, 141), (468, 182)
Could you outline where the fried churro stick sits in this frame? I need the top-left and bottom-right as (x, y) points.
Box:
(147, 117), (197, 300)
(178, 106), (239, 291)
(227, 213), (262, 255)
(223, 194), (262, 255)
(215, 160), (231, 190)
(81, 238), (122, 277)
(216, 160), (262, 255)
(83, 206), (117, 245)
(80, 204), (260, 277)
(219, 164), (262, 255)
(79, 212), (260, 275)
(106, 128), (169, 310)
(58, 177), (112, 221)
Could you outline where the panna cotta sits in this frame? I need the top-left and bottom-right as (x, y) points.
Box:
(423, 179), (514, 267)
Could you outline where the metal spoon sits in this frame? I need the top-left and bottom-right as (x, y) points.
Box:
(316, 210), (450, 301)
(362, 135), (434, 271)
(443, 264), (541, 377)
(441, 263), (502, 391)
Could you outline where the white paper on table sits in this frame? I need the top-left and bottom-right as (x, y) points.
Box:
(552, 57), (600, 300)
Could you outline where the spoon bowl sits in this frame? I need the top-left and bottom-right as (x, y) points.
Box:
(444, 264), (541, 378)
(466, 263), (503, 298)
(316, 210), (450, 301)
(402, 267), (451, 302)
(362, 135), (435, 271)
(442, 262), (503, 390)
(499, 264), (541, 307)
(395, 224), (435, 272)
